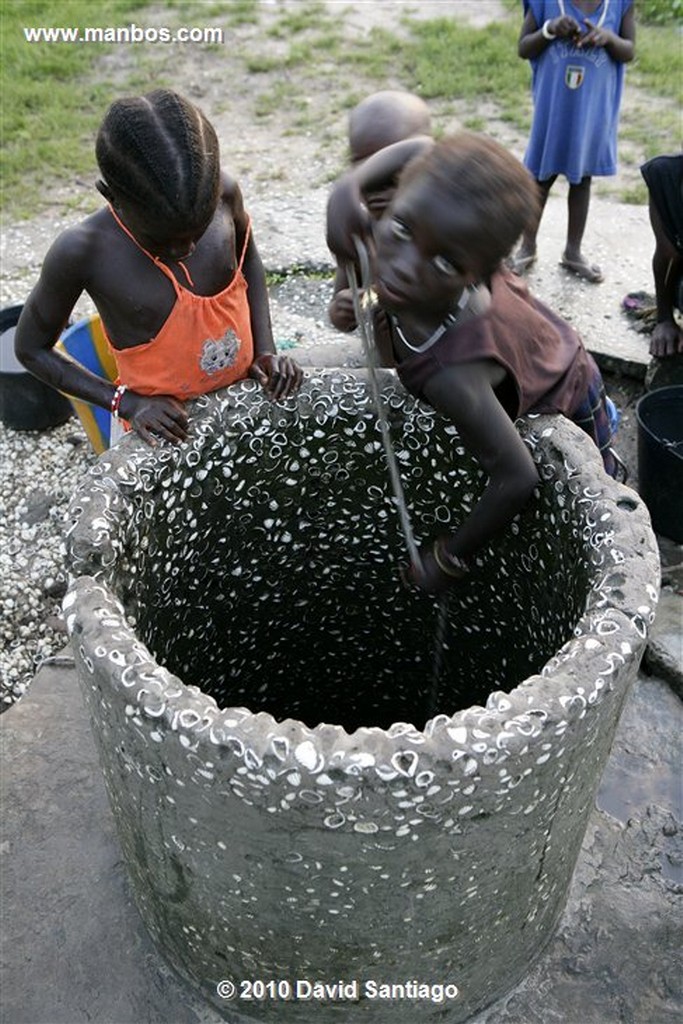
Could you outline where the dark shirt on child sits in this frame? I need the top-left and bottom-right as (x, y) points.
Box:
(394, 268), (594, 422)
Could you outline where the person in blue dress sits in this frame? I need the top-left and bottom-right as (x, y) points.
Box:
(511, 0), (635, 283)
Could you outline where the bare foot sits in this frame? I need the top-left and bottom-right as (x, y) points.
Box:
(560, 253), (604, 284)
(508, 246), (537, 275)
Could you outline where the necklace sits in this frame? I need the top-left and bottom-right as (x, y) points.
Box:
(560, 0), (608, 27)
(391, 287), (470, 355)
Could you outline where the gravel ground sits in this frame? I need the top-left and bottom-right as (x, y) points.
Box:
(0, 420), (96, 705)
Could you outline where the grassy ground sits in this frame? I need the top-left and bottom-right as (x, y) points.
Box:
(0, 0), (148, 213)
(1, 0), (680, 216)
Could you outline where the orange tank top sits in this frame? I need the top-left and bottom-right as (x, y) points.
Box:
(105, 207), (255, 400)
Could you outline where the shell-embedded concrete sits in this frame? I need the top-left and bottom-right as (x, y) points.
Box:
(64, 370), (660, 1022)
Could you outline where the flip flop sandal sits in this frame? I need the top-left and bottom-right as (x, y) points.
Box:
(560, 257), (604, 284)
(508, 252), (536, 275)
(622, 290), (654, 313)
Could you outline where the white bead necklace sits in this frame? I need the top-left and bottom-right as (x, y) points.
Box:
(391, 287), (470, 355)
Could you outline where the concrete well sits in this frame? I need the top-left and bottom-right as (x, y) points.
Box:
(64, 370), (659, 1023)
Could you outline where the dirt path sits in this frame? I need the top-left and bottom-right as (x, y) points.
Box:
(0, 1), (659, 375)
(0, 0), (661, 300)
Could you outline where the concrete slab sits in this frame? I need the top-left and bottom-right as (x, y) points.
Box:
(1, 652), (680, 1024)
(250, 190), (653, 378)
(0, 654), (220, 1024)
(1, 190), (654, 380)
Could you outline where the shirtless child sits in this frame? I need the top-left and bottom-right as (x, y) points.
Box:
(328, 90), (431, 334)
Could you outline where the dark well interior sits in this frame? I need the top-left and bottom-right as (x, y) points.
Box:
(114, 394), (594, 732)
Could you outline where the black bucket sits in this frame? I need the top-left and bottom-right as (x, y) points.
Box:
(636, 385), (683, 543)
(0, 305), (73, 431)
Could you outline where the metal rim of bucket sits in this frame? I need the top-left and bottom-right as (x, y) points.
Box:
(1, 302), (74, 430)
(0, 304), (24, 329)
(0, 304), (25, 373)
(636, 385), (683, 462)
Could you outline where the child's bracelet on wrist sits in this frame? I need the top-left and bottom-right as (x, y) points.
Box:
(541, 19), (557, 40)
(111, 384), (128, 419)
(432, 538), (470, 579)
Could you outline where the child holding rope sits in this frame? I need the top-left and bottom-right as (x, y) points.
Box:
(16, 89), (302, 446)
(328, 90), (432, 334)
(327, 131), (621, 593)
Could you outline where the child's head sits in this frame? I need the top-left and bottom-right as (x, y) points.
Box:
(348, 90), (432, 165)
(374, 132), (538, 315)
(96, 89), (220, 256)
(348, 91), (431, 220)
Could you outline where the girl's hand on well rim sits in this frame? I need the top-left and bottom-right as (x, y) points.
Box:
(249, 352), (304, 401)
(120, 391), (189, 446)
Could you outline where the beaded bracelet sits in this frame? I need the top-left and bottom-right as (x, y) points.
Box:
(111, 384), (128, 420)
(432, 538), (470, 579)
(541, 19), (557, 40)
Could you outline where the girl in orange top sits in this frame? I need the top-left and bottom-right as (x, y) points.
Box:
(15, 89), (303, 445)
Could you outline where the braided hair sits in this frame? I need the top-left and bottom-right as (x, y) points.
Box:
(401, 132), (539, 275)
(96, 89), (220, 229)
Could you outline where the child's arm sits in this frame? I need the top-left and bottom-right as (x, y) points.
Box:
(329, 263), (358, 333)
(327, 136), (433, 263)
(518, 7), (582, 59)
(407, 361), (538, 593)
(648, 196), (683, 357)
(579, 6), (635, 62)
(15, 226), (189, 445)
(16, 227), (112, 409)
(224, 172), (274, 359)
(224, 175), (303, 399)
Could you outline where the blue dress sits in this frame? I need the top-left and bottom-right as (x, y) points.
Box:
(523, 0), (632, 184)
